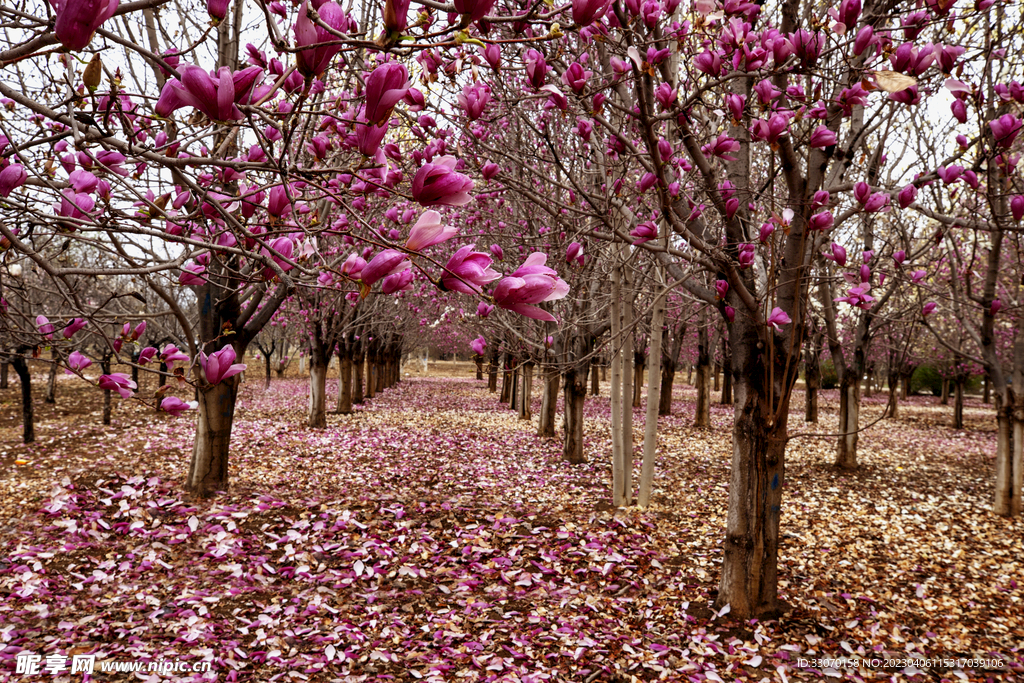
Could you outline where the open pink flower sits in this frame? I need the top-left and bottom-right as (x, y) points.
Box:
(53, 0), (119, 51)
(442, 245), (501, 294)
(405, 210), (457, 251)
(766, 307), (791, 331)
(155, 65), (264, 122)
(200, 346), (246, 385)
(412, 156), (474, 207)
(161, 396), (198, 416)
(98, 373), (137, 398)
(160, 344), (190, 365)
(470, 336), (486, 356)
(492, 253), (570, 322)
(66, 350), (92, 374)
(36, 315), (54, 339)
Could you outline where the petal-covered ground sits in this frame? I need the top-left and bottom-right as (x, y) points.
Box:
(0, 370), (1021, 682)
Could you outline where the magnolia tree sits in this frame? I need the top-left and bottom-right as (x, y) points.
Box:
(0, 0), (572, 498)
(437, 0), (1023, 615)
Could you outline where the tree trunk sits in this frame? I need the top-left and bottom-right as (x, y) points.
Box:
(475, 355), (483, 380)
(562, 368), (586, 464)
(835, 374), (860, 469)
(366, 356), (376, 399)
(621, 328), (634, 506)
(12, 354), (34, 443)
(863, 370), (872, 398)
(941, 377), (950, 405)
(510, 364), (519, 411)
(804, 354), (820, 423)
(885, 373), (899, 419)
(993, 395), (1021, 517)
(538, 366), (559, 438)
(518, 363), (534, 420)
(695, 323), (711, 428)
(308, 358), (328, 429)
(686, 361), (693, 385)
(659, 359), (675, 415)
(953, 377), (964, 429)
(900, 372), (910, 400)
(45, 348), (58, 404)
(500, 355), (512, 403)
(720, 333), (733, 405)
(717, 366), (786, 618)
(1, 361), (8, 389)
(185, 378), (239, 497)
(336, 351), (352, 414)
(488, 351), (498, 392)
(639, 285), (665, 508)
(100, 359), (112, 426)
(591, 357), (600, 396)
(713, 362), (720, 392)
(984, 374), (990, 404)
(633, 353), (645, 408)
(353, 352), (365, 404)
(264, 353), (272, 389)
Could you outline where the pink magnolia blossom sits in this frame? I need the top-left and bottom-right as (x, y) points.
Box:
(566, 241), (584, 265)
(405, 210), (457, 251)
(294, 0), (349, 79)
(161, 396), (198, 416)
(53, 0), (119, 51)
(470, 336), (487, 356)
(63, 318), (87, 338)
(572, 0), (608, 25)
(492, 253), (570, 322)
(66, 350), (92, 374)
(160, 344), (190, 365)
(0, 164), (27, 198)
(36, 315), (54, 339)
(630, 221), (658, 245)
(809, 125), (837, 148)
(138, 347), (158, 364)
(766, 307), (791, 331)
(98, 373), (137, 398)
(724, 305), (736, 323)
(991, 299), (1002, 315)
(1011, 195), (1024, 221)
(453, 0), (497, 25)
(200, 346), (246, 385)
(155, 65), (264, 122)
(365, 62), (409, 125)
(381, 267), (414, 294)
(442, 245), (501, 294)
(922, 301), (937, 316)
(361, 249), (408, 286)
(990, 114), (1023, 148)
(715, 280), (729, 299)
(458, 82), (491, 121)
(179, 261), (207, 285)
(477, 302), (494, 318)
(829, 242), (847, 266)
(412, 156), (474, 207)
(207, 0), (230, 21)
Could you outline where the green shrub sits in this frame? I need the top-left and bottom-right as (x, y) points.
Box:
(911, 364), (943, 396)
(820, 360), (838, 389)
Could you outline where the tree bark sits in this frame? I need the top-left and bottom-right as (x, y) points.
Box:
(659, 359), (675, 415)
(633, 352), (645, 408)
(885, 372), (899, 419)
(101, 358), (112, 426)
(308, 357), (328, 429)
(487, 350), (498, 392)
(953, 377), (964, 429)
(639, 284), (665, 507)
(835, 375), (860, 469)
(941, 377), (950, 405)
(538, 365), (559, 437)
(591, 357), (600, 396)
(45, 348), (58, 404)
(804, 344), (820, 423)
(185, 378), (239, 497)
(717, 360), (787, 619)
(336, 349), (352, 414)
(519, 362), (533, 420)
(500, 354), (512, 403)
(695, 320), (711, 428)
(12, 354), (34, 443)
(984, 374), (990, 404)
(353, 351), (365, 404)
(562, 368), (586, 464)
(1, 360), (8, 389)
(475, 355), (483, 380)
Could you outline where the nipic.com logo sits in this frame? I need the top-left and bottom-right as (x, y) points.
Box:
(15, 651), (212, 676)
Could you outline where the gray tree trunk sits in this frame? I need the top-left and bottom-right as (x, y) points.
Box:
(186, 378), (239, 497)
